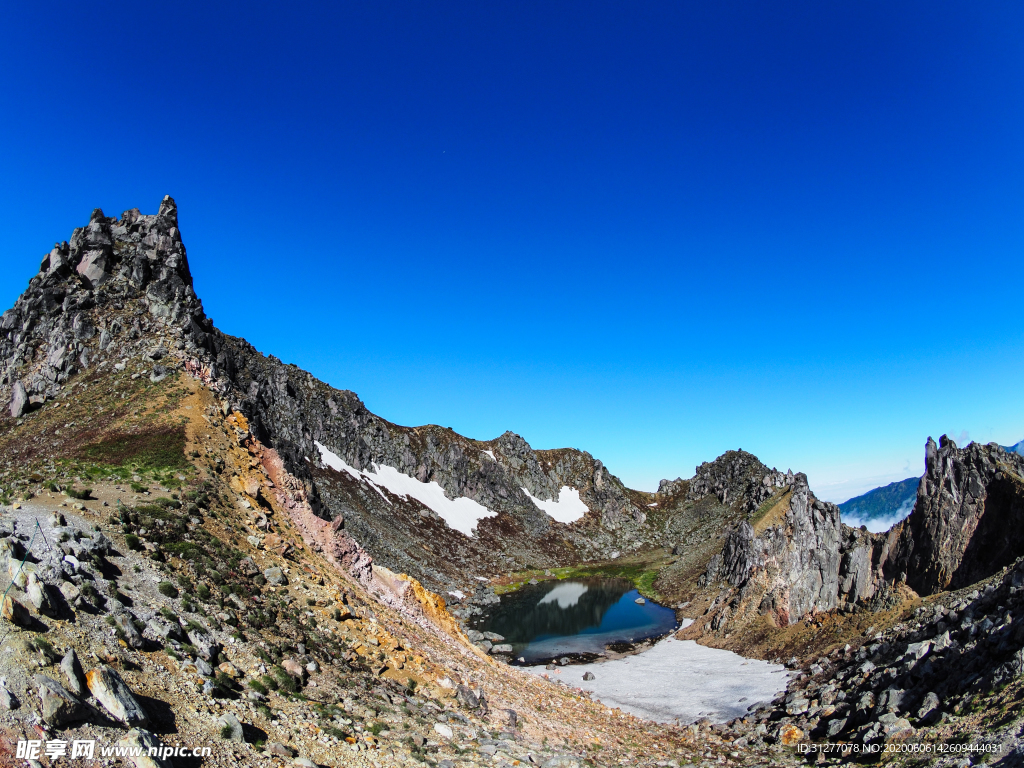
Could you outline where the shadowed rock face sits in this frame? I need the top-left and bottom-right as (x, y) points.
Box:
(881, 436), (1024, 595)
(700, 473), (857, 627)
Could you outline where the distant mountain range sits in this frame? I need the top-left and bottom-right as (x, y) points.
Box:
(839, 476), (921, 533)
(1006, 439), (1024, 456)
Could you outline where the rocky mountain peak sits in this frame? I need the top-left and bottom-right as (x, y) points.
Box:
(686, 449), (792, 513)
(882, 434), (1024, 594)
(2, 197), (213, 410)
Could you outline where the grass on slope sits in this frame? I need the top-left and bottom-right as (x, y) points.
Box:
(76, 426), (189, 470)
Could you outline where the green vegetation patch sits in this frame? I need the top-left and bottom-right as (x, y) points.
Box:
(76, 426), (189, 469)
(500, 559), (668, 600)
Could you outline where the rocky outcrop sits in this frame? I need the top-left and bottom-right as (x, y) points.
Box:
(0, 196), (214, 404)
(687, 450), (793, 513)
(701, 473), (854, 626)
(881, 436), (1024, 595)
(701, 437), (1024, 631)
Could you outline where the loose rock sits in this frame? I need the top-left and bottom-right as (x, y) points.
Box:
(35, 674), (88, 727)
(86, 665), (149, 726)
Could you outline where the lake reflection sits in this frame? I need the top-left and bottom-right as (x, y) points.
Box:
(473, 577), (678, 663)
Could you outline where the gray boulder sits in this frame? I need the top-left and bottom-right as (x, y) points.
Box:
(35, 674), (88, 726)
(0, 684), (19, 710)
(118, 729), (172, 768)
(186, 629), (221, 661)
(86, 665), (148, 726)
(217, 711), (244, 741)
(9, 381), (28, 418)
(61, 649), (86, 696)
(113, 613), (146, 649)
(263, 567), (287, 586)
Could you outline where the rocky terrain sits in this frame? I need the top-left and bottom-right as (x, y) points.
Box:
(1, 198), (1023, 766)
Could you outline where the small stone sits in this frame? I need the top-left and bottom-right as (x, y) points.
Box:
(281, 659), (304, 678)
(490, 644), (513, 654)
(217, 711), (243, 741)
(433, 722), (454, 739)
(293, 759), (317, 768)
(119, 728), (172, 768)
(9, 381), (28, 418)
(263, 567), (287, 586)
(582, 671), (595, 681)
(196, 659), (214, 677)
(26, 575), (51, 614)
(1, 595), (30, 626)
(86, 665), (149, 726)
(778, 724), (803, 746)
(218, 662), (240, 678)
(268, 742), (296, 757)
(61, 649), (85, 696)
(0, 684), (19, 710)
(635, 597), (646, 605)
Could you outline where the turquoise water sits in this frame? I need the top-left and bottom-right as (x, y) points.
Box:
(472, 576), (678, 663)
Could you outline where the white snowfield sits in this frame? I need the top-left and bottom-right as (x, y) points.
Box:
(522, 486), (589, 524)
(527, 627), (791, 724)
(482, 449), (496, 461)
(538, 582), (589, 609)
(315, 441), (497, 537)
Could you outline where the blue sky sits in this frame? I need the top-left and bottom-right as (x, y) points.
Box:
(2, 2), (1023, 501)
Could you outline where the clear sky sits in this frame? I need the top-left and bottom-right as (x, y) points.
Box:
(2, 2), (1023, 502)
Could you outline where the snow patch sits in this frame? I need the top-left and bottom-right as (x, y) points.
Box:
(538, 583), (589, 609)
(315, 441), (497, 537)
(527, 633), (790, 724)
(482, 450), (496, 461)
(447, 590), (466, 600)
(522, 486), (589, 524)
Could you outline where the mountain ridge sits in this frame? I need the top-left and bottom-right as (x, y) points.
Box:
(5, 199), (1024, 760)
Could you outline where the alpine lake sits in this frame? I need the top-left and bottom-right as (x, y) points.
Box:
(470, 576), (678, 665)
